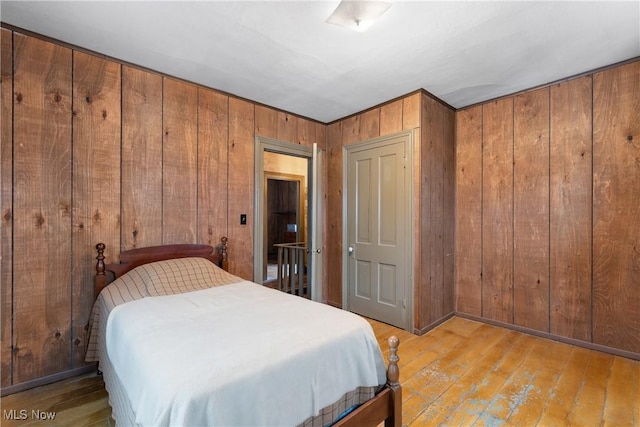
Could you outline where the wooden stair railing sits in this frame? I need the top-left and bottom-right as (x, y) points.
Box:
(274, 242), (307, 297)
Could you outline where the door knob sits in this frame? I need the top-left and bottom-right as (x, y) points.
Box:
(348, 245), (354, 255)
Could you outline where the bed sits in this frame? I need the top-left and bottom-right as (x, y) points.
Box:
(86, 237), (401, 426)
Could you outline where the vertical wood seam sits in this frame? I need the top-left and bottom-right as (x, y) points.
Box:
(441, 110), (446, 317)
(480, 105), (484, 319)
(590, 74), (594, 344)
(547, 87), (552, 333)
(119, 64), (123, 252)
(161, 78), (165, 244)
(431, 104), (436, 319)
(226, 98), (235, 245)
(69, 50), (75, 372)
(440, 111), (443, 317)
(10, 29), (15, 385)
(195, 89), (199, 242)
(511, 98), (515, 325)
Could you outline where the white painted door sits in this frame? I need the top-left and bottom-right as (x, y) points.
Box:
(345, 135), (410, 329)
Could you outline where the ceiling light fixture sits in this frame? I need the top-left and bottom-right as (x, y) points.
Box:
(326, 0), (392, 32)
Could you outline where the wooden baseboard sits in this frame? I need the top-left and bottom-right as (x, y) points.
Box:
(0, 364), (97, 397)
(414, 311), (455, 336)
(455, 312), (640, 361)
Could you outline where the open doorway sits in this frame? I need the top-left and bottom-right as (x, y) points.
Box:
(261, 152), (309, 295)
(254, 137), (323, 302)
(263, 170), (307, 287)
(265, 176), (302, 271)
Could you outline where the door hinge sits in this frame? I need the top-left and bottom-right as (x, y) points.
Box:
(402, 298), (406, 309)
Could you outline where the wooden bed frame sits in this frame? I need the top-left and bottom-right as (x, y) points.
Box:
(94, 237), (401, 427)
(94, 237), (228, 299)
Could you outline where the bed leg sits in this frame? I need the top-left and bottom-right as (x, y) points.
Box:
(386, 335), (401, 427)
(332, 336), (402, 427)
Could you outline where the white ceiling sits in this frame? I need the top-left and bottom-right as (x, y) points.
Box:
(1, 1), (639, 123)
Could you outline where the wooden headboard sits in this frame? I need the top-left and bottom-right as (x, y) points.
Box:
(94, 237), (229, 299)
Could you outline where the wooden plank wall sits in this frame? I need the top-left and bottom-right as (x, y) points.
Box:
(197, 89), (229, 247)
(549, 77), (592, 342)
(1, 28), (13, 387)
(326, 93), (456, 333)
(228, 98), (255, 279)
(1, 30), (325, 388)
(454, 106), (482, 316)
(455, 60), (640, 354)
(420, 94), (456, 329)
(121, 66), (163, 250)
(481, 97), (514, 324)
(71, 52), (121, 367)
(162, 79), (198, 244)
(592, 61), (640, 353)
(513, 88), (550, 331)
(12, 33), (72, 385)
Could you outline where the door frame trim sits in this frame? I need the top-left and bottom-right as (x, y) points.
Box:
(253, 136), (312, 285)
(341, 131), (414, 332)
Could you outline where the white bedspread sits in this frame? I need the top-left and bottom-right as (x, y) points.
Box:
(106, 280), (387, 426)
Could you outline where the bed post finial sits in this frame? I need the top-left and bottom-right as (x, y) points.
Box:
(387, 335), (400, 388)
(386, 335), (401, 427)
(221, 236), (229, 271)
(96, 243), (106, 275)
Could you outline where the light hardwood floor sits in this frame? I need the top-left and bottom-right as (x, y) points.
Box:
(1, 373), (112, 426)
(1, 316), (638, 426)
(369, 317), (639, 426)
